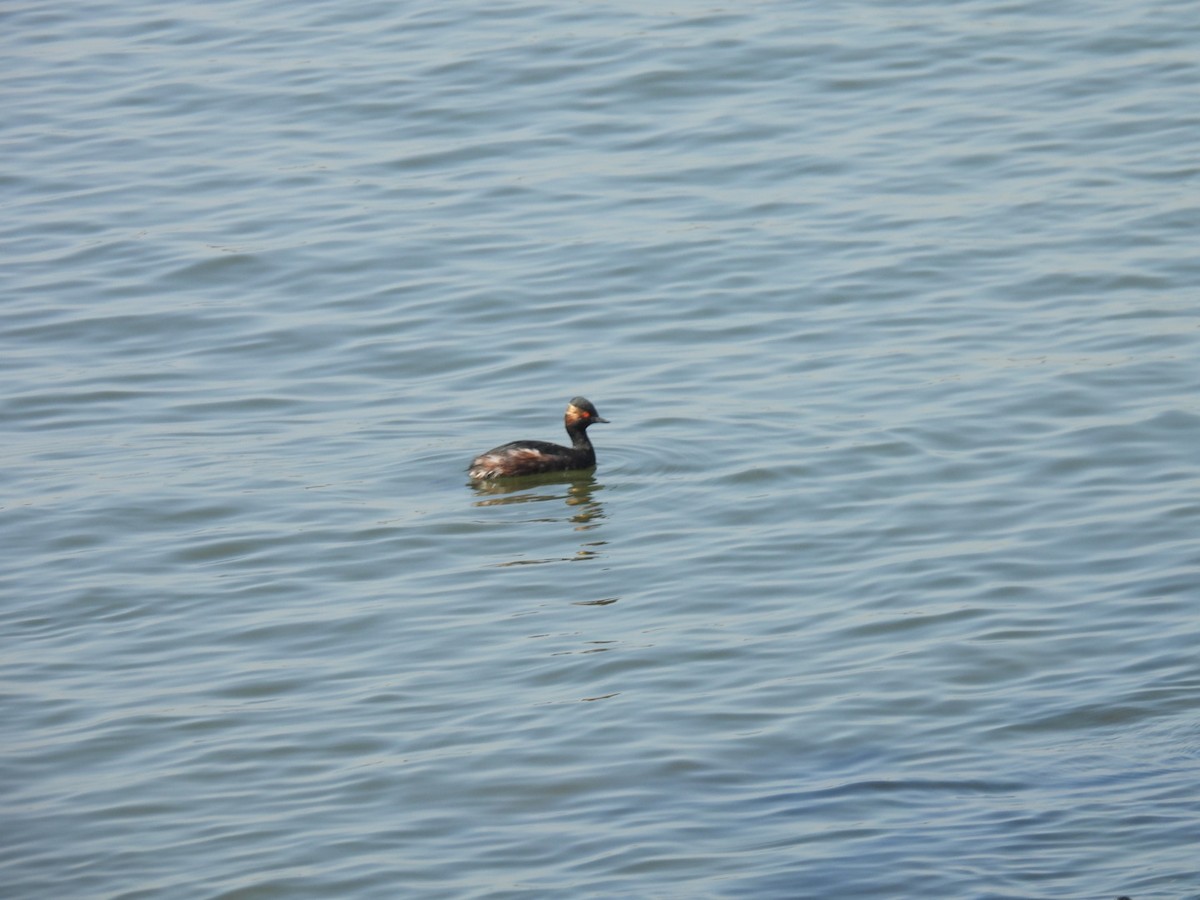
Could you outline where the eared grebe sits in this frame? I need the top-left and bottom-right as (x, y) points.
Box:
(467, 396), (609, 480)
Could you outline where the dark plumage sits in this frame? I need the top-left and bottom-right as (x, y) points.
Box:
(468, 397), (609, 480)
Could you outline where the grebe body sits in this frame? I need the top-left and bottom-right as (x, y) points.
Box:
(468, 397), (609, 480)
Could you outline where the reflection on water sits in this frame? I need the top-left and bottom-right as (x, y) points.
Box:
(490, 548), (606, 567)
(471, 472), (605, 527)
(472, 472), (610, 567)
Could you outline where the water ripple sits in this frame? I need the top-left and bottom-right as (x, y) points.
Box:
(4, 0), (1200, 898)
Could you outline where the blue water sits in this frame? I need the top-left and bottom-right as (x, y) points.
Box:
(4, 1), (1200, 897)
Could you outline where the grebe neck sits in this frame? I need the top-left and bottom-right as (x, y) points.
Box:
(565, 421), (595, 450)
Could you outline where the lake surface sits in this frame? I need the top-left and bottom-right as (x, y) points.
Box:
(3, 1), (1199, 897)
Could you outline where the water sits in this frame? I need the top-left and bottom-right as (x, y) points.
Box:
(3, 1), (1199, 897)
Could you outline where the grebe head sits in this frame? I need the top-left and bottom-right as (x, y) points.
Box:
(566, 397), (609, 427)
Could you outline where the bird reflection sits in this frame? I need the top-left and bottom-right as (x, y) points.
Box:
(470, 471), (605, 530)
(470, 472), (620, 700)
(470, 472), (609, 567)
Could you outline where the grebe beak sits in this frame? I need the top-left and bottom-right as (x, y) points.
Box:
(594, 415), (610, 423)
